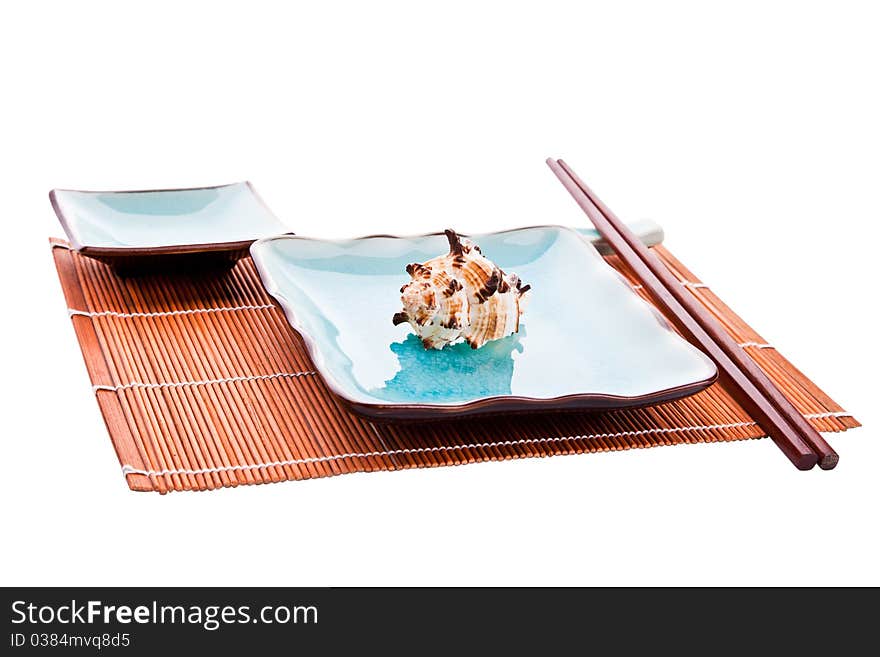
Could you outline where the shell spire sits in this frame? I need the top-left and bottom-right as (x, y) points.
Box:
(445, 228), (464, 256)
(393, 229), (530, 349)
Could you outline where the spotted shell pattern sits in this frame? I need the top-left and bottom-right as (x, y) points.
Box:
(393, 230), (531, 350)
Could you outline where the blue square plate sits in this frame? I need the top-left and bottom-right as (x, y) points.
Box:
(50, 181), (287, 273)
(251, 225), (717, 420)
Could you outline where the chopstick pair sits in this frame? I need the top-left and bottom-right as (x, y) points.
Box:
(547, 158), (838, 470)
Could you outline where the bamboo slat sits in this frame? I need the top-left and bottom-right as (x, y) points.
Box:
(50, 239), (860, 493)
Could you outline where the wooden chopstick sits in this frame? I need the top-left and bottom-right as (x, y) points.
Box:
(547, 157), (831, 470)
(553, 159), (839, 469)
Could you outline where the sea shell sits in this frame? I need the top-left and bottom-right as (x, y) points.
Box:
(393, 229), (531, 349)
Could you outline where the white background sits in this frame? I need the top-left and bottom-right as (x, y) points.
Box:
(1, 1), (877, 586)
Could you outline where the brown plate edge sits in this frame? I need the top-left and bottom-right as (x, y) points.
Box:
(342, 371), (720, 422)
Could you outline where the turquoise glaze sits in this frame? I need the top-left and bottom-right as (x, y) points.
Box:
(52, 182), (286, 250)
(252, 226), (717, 414)
(574, 218), (663, 255)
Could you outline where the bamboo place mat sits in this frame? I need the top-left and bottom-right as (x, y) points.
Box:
(50, 238), (860, 493)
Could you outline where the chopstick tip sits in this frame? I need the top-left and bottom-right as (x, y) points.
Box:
(794, 453), (818, 470)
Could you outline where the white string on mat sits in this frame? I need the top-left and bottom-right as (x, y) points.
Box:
(119, 412), (854, 480)
(94, 371), (318, 392)
(68, 304), (275, 319)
